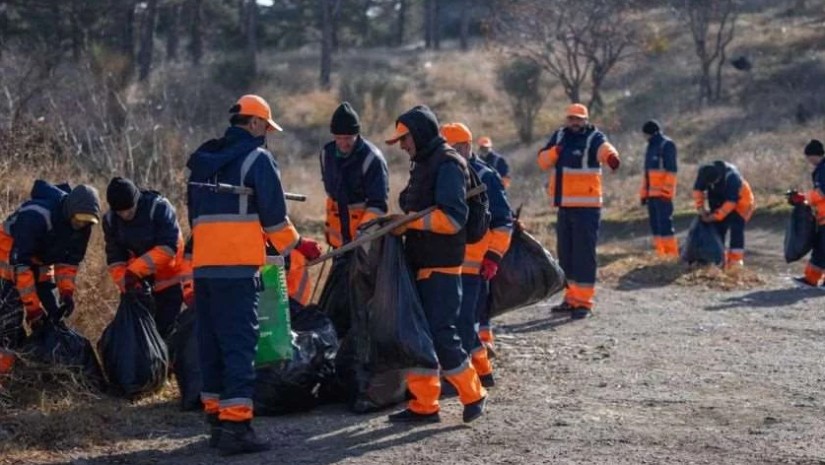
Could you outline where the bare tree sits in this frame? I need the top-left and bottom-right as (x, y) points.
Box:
(137, 0), (158, 81)
(245, 0), (258, 76)
(165, 1), (181, 61)
(320, 0), (333, 89)
(677, 0), (738, 104)
(459, 0), (471, 51)
(188, 0), (203, 64)
(424, 0), (439, 49)
(396, 0), (407, 45)
(494, 0), (636, 115)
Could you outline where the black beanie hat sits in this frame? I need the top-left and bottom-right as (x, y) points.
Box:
(642, 120), (661, 135)
(804, 139), (824, 156)
(107, 177), (140, 211)
(330, 102), (360, 135)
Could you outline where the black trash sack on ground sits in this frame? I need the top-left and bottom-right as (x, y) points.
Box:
(681, 218), (725, 266)
(331, 234), (437, 413)
(98, 291), (169, 399)
(253, 305), (337, 415)
(20, 317), (105, 388)
(318, 253), (352, 338)
(490, 226), (565, 318)
(167, 306), (201, 411)
(784, 204), (816, 263)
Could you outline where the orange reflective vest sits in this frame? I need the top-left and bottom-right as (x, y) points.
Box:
(537, 126), (620, 208)
(807, 158), (825, 225)
(639, 134), (678, 200)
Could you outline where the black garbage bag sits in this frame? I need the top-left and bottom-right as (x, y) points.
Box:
(98, 291), (169, 399)
(167, 306), (202, 411)
(318, 253), (352, 337)
(490, 227), (565, 318)
(253, 306), (337, 415)
(331, 235), (437, 413)
(681, 218), (725, 265)
(784, 204), (816, 263)
(21, 317), (105, 388)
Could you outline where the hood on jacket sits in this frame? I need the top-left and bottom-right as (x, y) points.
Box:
(186, 126), (266, 181)
(396, 105), (444, 161)
(30, 180), (70, 203)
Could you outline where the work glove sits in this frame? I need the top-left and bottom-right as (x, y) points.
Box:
(480, 255), (500, 281)
(24, 304), (47, 328)
(606, 155), (620, 171)
(640, 198), (647, 207)
(383, 214), (409, 236)
(183, 290), (195, 310)
(124, 270), (144, 293)
(60, 293), (75, 320)
(786, 190), (806, 206)
(700, 211), (716, 223)
(296, 237), (323, 261)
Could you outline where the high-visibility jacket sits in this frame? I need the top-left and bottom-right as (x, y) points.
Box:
(693, 161), (755, 222)
(463, 155), (513, 275)
(186, 126), (300, 278)
(481, 150), (511, 189)
(0, 180), (92, 311)
(103, 190), (186, 293)
(537, 125), (620, 208)
(320, 136), (389, 248)
(807, 158), (825, 225)
(639, 133), (678, 200)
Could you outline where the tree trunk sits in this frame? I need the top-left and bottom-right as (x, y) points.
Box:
(0, 1), (6, 59)
(396, 0), (407, 46)
(166, 3), (181, 61)
(459, 0), (470, 51)
(331, 0), (339, 51)
(320, 0), (333, 89)
(246, 0), (257, 77)
(69, 2), (84, 61)
(188, 0), (203, 65)
(589, 76), (604, 115)
(137, 0), (158, 81)
(432, 0), (440, 50)
(360, 0), (371, 45)
(700, 61), (712, 104)
(424, 0), (432, 48)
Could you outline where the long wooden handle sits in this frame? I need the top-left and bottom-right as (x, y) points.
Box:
(306, 184), (486, 267)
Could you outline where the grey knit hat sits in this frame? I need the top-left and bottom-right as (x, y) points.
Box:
(64, 184), (101, 224)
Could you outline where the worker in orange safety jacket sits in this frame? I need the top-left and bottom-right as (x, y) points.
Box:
(537, 103), (620, 320)
(639, 120), (679, 258)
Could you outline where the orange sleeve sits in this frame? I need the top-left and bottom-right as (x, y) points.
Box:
(127, 245), (176, 278)
(264, 218), (301, 254)
(712, 201), (737, 221)
(408, 209), (462, 234)
(501, 177), (512, 189)
(487, 227), (512, 259)
(597, 142), (620, 167)
(537, 147), (560, 171)
(108, 262), (127, 293)
(14, 266), (40, 310)
(54, 264), (79, 296)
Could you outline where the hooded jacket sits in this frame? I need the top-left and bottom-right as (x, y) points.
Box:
(0, 180), (93, 311)
(186, 126), (300, 278)
(692, 161), (755, 222)
(397, 106), (470, 271)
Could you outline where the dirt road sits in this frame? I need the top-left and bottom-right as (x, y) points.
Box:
(6, 224), (825, 465)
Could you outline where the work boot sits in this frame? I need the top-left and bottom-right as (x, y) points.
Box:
(792, 276), (822, 288)
(550, 301), (574, 314)
(462, 396), (487, 423)
(570, 307), (592, 320)
(479, 373), (496, 388)
(206, 414), (221, 448)
(216, 421), (271, 456)
(388, 409), (441, 424)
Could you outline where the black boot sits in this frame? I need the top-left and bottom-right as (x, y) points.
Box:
(463, 396), (486, 423)
(480, 373), (496, 388)
(206, 414), (221, 448)
(388, 409), (441, 424)
(216, 421), (271, 456)
(550, 301), (573, 313)
(570, 307), (592, 320)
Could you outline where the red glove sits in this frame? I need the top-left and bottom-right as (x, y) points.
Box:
(480, 255), (500, 281)
(124, 270), (143, 292)
(606, 154), (620, 170)
(296, 237), (323, 261)
(183, 290), (195, 309)
(25, 305), (46, 326)
(788, 191), (806, 206)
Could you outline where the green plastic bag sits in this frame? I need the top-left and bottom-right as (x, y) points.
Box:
(255, 256), (293, 366)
